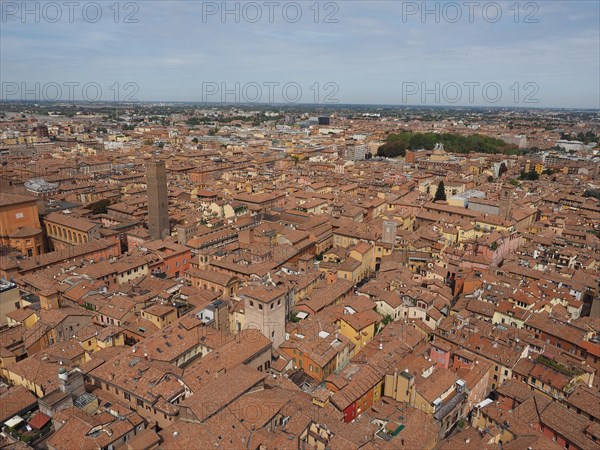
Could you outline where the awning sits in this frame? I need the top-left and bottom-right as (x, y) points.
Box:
(476, 398), (494, 409)
(5, 415), (24, 428)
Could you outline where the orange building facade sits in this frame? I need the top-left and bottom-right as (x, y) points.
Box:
(0, 193), (44, 256)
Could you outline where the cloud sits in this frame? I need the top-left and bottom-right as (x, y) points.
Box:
(1, 0), (598, 107)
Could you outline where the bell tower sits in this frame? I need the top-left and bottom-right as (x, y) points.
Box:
(499, 185), (513, 220)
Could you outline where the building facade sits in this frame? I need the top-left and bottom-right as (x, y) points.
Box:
(0, 192), (44, 256)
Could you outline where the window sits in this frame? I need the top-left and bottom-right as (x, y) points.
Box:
(259, 304), (263, 310)
(270, 303), (274, 310)
(249, 301), (254, 307)
(16, 212), (24, 219)
(125, 393), (131, 401)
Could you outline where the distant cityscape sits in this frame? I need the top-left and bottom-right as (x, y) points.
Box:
(0, 102), (598, 450)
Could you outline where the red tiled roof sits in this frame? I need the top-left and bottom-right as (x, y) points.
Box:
(29, 411), (51, 430)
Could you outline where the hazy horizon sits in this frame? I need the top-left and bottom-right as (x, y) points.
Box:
(2, 0), (599, 108)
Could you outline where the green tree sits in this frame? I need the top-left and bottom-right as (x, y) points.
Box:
(584, 189), (600, 200)
(377, 140), (406, 158)
(519, 169), (539, 181)
(409, 133), (437, 150)
(434, 181), (447, 202)
(381, 131), (519, 155)
(381, 314), (393, 326)
(186, 117), (201, 126)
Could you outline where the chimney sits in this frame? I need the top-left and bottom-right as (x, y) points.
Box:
(58, 367), (68, 392)
(58, 367), (85, 397)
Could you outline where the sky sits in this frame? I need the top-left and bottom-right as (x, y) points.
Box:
(1, 0), (599, 108)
